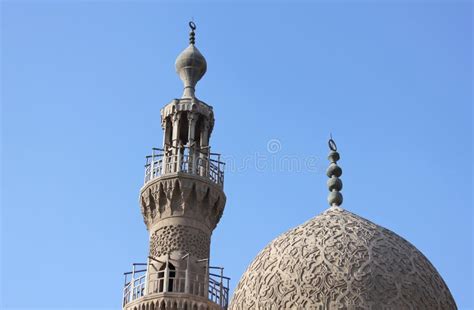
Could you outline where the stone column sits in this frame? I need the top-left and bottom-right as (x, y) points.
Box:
(163, 117), (171, 148)
(200, 120), (210, 177)
(187, 113), (197, 174)
(171, 113), (182, 172)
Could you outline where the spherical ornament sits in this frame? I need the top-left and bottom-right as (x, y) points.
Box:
(328, 150), (340, 162)
(326, 163), (342, 178)
(328, 191), (343, 206)
(327, 176), (343, 192)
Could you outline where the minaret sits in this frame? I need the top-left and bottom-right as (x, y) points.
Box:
(122, 22), (228, 310)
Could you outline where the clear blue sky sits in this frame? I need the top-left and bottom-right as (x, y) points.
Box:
(1, 1), (472, 309)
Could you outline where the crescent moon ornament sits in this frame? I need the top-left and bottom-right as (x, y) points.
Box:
(328, 138), (337, 152)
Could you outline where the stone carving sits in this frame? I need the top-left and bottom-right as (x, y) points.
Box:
(230, 206), (456, 310)
(140, 176), (226, 231)
(124, 295), (220, 310)
(150, 225), (210, 259)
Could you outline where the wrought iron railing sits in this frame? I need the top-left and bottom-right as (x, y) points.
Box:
(208, 267), (230, 308)
(122, 264), (147, 307)
(123, 264), (230, 309)
(144, 146), (225, 187)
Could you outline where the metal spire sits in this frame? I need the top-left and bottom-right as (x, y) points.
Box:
(326, 136), (343, 207)
(189, 21), (196, 45)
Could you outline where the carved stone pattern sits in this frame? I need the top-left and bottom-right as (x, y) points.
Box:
(150, 225), (210, 259)
(141, 178), (226, 231)
(124, 295), (221, 310)
(230, 207), (456, 310)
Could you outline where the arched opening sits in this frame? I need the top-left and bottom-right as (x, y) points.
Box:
(165, 117), (173, 147)
(194, 116), (203, 150)
(178, 112), (189, 147)
(158, 262), (176, 292)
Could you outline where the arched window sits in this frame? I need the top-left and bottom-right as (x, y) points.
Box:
(158, 262), (176, 292)
(178, 112), (189, 147)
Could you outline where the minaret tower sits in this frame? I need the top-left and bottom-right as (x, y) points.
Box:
(122, 22), (228, 310)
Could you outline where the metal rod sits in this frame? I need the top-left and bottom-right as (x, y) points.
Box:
(208, 272), (231, 280)
(164, 254), (169, 292)
(144, 256), (150, 296)
(151, 149), (155, 180)
(185, 255), (190, 294)
(130, 264), (135, 301)
(145, 154), (164, 159)
(123, 269), (147, 275)
(220, 267), (224, 307)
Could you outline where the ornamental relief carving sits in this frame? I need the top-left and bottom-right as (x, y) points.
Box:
(124, 293), (221, 310)
(140, 178), (225, 230)
(149, 225), (210, 259)
(230, 207), (456, 310)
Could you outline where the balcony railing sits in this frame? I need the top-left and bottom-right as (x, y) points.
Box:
(123, 263), (230, 309)
(144, 146), (225, 187)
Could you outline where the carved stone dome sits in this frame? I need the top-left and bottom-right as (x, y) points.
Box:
(175, 44), (207, 98)
(230, 206), (456, 310)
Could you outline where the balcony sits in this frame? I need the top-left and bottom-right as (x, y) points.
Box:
(144, 147), (225, 187)
(123, 263), (230, 309)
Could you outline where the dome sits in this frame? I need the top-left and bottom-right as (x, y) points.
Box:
(230, 206), (456, 309)
(175, 44), (207, 98)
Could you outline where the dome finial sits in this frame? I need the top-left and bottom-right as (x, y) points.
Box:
(189, 21), (196, 45)
(326, 135), (343, 207)
(174, 21), (207, 98)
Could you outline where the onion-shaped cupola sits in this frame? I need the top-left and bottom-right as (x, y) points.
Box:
(175, 21), (207, 99)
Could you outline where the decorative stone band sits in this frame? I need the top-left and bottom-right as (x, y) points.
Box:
(140, 174), (226, 231)
(160, 98), (214, 124)
(149, 225), (210, 259)
(123, 293), (222, 310)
